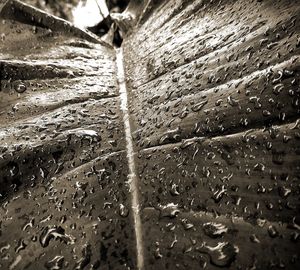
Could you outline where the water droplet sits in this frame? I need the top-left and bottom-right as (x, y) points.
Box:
(158, 203), (180, 218)
(14, 82), (27, 93)
(39, 226), (75, 247)
(197, 242), (239, 267)
(212, 185), (227, 203)
(203, 222), (228, 238)
(268, 225), (279, 238)
(45, 256), (64, 270)
(191, 100), (208, 112)
(119, 204), (129, 217)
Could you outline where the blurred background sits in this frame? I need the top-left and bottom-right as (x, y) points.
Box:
(22, 0), (130, 45)
(22, 0), (130, 26)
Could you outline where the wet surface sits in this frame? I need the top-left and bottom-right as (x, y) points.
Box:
(123, 0), (300, 269)
(0, 2), (136, 269)
(0, 151), (136, 269)
(124, 0), (300, 148)
(141, 208), (299, 269)
(1, 0), (300, 269)
(136, 121), (300, 222)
